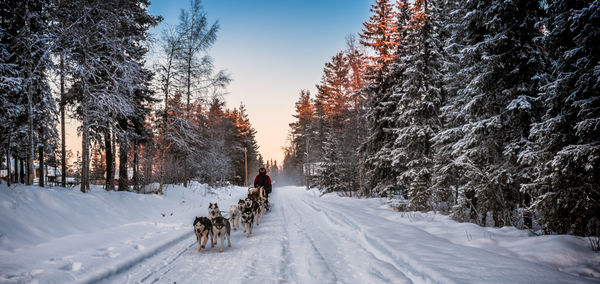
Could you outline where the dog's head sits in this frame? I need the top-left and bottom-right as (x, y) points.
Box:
(238, 199), (246, 210)
(212, 216), (227, 230)
(208, 203), (219, 217)
(258, 196), (267, 207)
(194, 217), (206, 233)
(244, 197), (253, 209)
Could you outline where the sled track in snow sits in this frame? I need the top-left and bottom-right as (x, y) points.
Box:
(144, 242), (196, 283)
(301, 197), (440, 283)
(79, 230), (192, 284)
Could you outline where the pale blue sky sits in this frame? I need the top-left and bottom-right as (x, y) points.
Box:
(148, 0), (371, 163)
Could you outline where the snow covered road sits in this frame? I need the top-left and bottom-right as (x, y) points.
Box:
(1, 184), (597, 283)
(109, 186), (595, 284)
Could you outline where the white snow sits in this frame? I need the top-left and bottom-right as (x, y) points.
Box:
(0, 183), (598, 283)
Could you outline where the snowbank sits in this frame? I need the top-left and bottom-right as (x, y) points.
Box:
(0, 182), (247, 283)
(321, 192), (600, 280)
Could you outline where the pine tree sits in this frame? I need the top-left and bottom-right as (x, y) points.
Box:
(443, 0), (547, 225)
(523, 0), (600, 236)
(283, 90), (315, 185)
(430, 0), (470, 213)
(361, 0), (412, 197)
(174, 0), (229, 186)
(386, 0), (444, 211)
(360, 0), (399, 80)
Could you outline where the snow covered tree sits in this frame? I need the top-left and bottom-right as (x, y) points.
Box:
(522, 0), (600, 236)
(174, 0), (229, 186)
(441, 0), (547, 225)
(360, 0), (412, 197)
(0, 23), (22, 187)
(229, 103), (261, 186)
(387, 0), (444, 211)
(430, 0), (470, 213)
(283, 90), (315, 185)
(57, 0), (158, 192)
(316, 51), (364, 193)
(0, 0), (56, 186)
(360, 0), (399, 80)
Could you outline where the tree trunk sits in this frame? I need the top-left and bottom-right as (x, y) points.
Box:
(104, 126), (114, 190)
(5, 135), (10, 186)
(25, 0), (34, 186)
(81, 93), (90, 193)
(118, 137), (129, 191)
(39, 145), (44, 187)
(60, 55), (66, 188)
(133, 140), (139, 192)
(13, 154), (18, 184)
(19, 158), (25, 184)
(112, 127), (116, 182)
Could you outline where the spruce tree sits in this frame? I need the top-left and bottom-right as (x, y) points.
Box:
(361, 1), (412, 197)
(388, 0), (444, 211)
(523, 0), (600, 236)
(447, 0), (546, 225)
(360, 0), (399, 79)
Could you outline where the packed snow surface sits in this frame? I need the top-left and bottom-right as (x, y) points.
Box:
(0, 183), (598, 283)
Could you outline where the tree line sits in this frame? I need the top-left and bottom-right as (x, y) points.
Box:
(283, 0), (599, 236)
(0, 0), (262, 193)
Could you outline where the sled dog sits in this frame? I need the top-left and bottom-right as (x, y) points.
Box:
(229, 205), (241, 231)
(237, 199), (246, 212)
(241, 208), (254, 237)
(256, 196), (267, 225)
(211, 216), (231, 252)
(193, 216), (212, 251)
(248, 186), (265, 201)
(208, 203), (222, 221)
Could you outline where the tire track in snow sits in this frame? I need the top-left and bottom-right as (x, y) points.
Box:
(302, 197), (450, 284)
(277, 188), (340, 283)
(143, 242), (196, 283)
(275, 193), (295, 283)
(300, 197), (413, 284)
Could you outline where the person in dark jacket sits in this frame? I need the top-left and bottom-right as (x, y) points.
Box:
(253, 167), (272, 197)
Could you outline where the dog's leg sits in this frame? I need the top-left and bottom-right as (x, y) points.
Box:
(211, 230), (216, 248)
(219, 233), (224, 252)
(227, 223), (231, 247)
(195, 231), (202, 251)
(202, 231), (209, 248)
(247, 223), (252, 238)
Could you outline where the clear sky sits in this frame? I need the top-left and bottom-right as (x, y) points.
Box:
(148, 0), (371, 163)
(65, 0), (372, 164)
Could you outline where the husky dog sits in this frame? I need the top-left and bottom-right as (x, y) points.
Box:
(255, 196), (267, 225)
(208, 203), (222, 221)
(229, 205), (240, 231)
(244, 197), (254, 212)
(240, 208), (254, 237)
(193, 216), (212, 252)
(248, 186), (266, 201)
(211, 216), (231, 252)
(237, 199), (246, 212)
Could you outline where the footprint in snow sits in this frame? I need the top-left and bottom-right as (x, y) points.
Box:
(61, 262), (82, 271)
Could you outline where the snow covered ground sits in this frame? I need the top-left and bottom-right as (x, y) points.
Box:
(0, 183), (598, 283)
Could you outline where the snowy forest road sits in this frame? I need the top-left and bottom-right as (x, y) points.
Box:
(107, 186), (593, 284)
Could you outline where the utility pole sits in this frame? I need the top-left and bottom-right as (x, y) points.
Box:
(244, 147), (248, 187)
(305, 140), (309, 190)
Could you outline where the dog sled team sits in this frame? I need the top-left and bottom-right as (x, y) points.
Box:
(193, 167), (272, 253)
